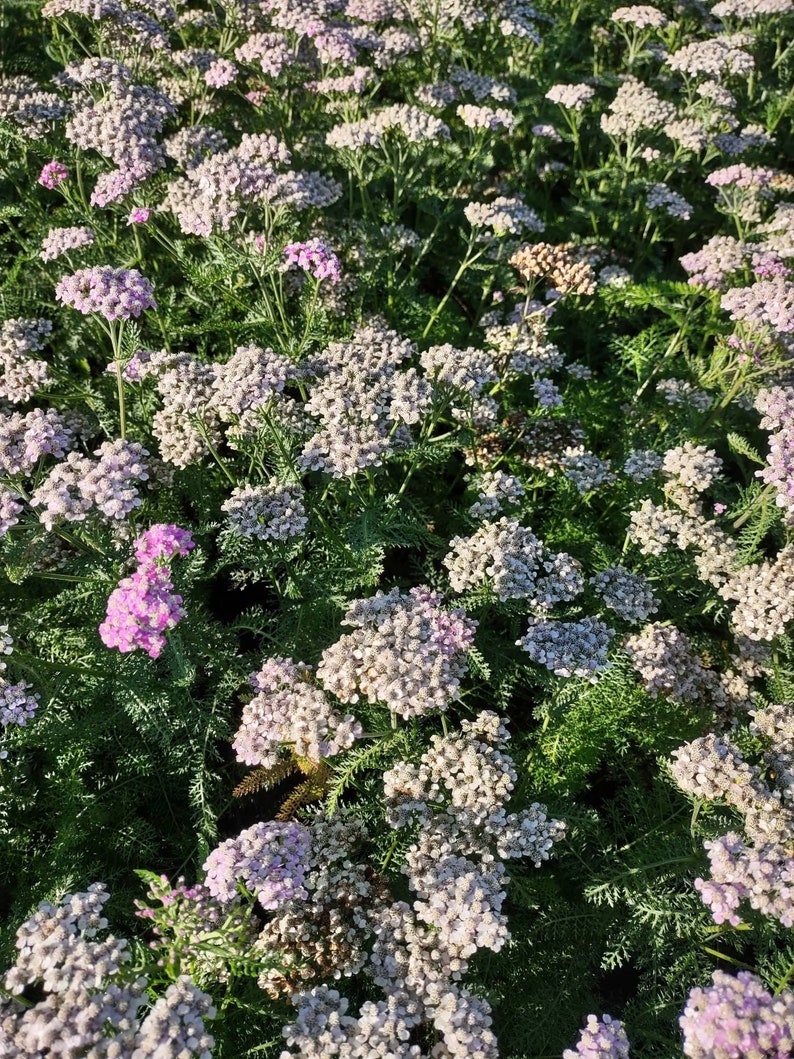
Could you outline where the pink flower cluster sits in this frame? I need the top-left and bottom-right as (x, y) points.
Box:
(37, 161), (68, 189)
(283, 239), (342, 283)
(99, 523), (194, 659)
(55, 266), (156, 321)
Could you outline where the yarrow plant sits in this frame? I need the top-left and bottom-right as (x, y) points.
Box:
(3, 0), (794, 1055)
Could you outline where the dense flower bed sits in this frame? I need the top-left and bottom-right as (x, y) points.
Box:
(1, 0), (794, 1055)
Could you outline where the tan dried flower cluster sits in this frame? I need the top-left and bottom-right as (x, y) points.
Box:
(509, 242), (597, 296)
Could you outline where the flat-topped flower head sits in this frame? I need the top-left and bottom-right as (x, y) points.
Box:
(55, 266), (156, 321)
(38, 161), (68, 189)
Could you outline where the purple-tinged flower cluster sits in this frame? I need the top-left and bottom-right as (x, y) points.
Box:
(203, 820), (311, 910)
(222, 481), (307, 540)
(55, 266), (156, 321)
(40, 225), (94, 262)
(563, 1014), (631, 1058)
(517, 616), (614, 680)
(283, 239), (342, 283)
(127, 207), (151, 224)
(680, 971), (794, 1059)
(99, 523), (194, 658)
(37, 160), (68, 189)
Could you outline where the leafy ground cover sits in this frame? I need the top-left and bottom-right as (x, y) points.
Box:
(1, 0), (794, 1054)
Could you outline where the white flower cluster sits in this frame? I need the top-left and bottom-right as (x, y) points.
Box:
(317, 586), (477, 719)
(233, 655), (362, 768)
(560, 445), (616, 493)
(0, 885), (215, 1056)
(222, 480), (307, 540)
(445, 516), (584, 604)
(517, 616), (614, 679)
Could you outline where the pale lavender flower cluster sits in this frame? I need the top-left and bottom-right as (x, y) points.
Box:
(0, 76), (65, 138)
(138, 348), (222, 467)
(99, 523), (194, 658)
(274, 713), (564, 1059)
(203, 820), (311, 909)
(163, 133), (290, 237)
(222, 481), (307, 540)
(317, 586), (477, 719)
(721, 276), (794, 338)
(0, 318), (52, 403)
(468, 469), (525, 519)
(205, 58), (238, 87)
(517, 616), (614, 680)
(624, 623), (738, 706)
(590, 565), (659, 622)
(667, 36), (755, 80)
(445, 517), (584, 604)
(299, 322), (430, 477)
(560, 446), (616, 493)
(706, 164), (775, 190)
(0, 885), (215, 1056)
(755, 387), (794, 519)
(680, 235), (748, 290)
(40, 225), (95, 262)
(420, 342), (498, 424)
(671, 707), (794, 928)
(463, 195), (545, 237)
(563, 1014), (631, 1058)
(326, 104), (449, 150)
(601, 77), (675, 139)
(283, 239), (342, 282)
(233, 655), (361, 767)
(456, 104), (516, 131)
(0, 407), (72, 477)
(646, 183), (693, 220)
(31, 438), (150, 530)
(680, 971), (794, 1059)
(210, 344), (297, 435)
(0, 626), (40, 757)
(545, 83), (596, 110)
(611, 4), (667, 27)
(55, 266), (156, 320)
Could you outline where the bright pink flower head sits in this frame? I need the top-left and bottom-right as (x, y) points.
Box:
(99, 565), (186, 659)
(134, 523), (194, 565)
(38, 161), (69, 190)
(127, 207), (151, 225)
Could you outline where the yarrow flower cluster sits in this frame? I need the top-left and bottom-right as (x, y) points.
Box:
(233, 656), (362, 768)
(222, 481), (307, 540)
(55, 266), (156, 320)
(37, 160), (68, 188)
(203, 820), (311, 910)
(0, 885), (216, 1055)
(317, 587), (477, 719)
(563, 1014), (632, 1058)
(680, 971), (794, 1059)
(283, 239), (342, 283)
(99, 523), (194, 659)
